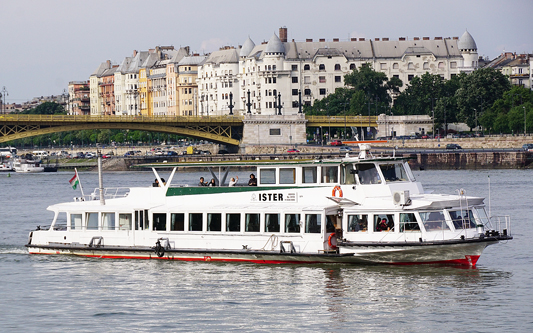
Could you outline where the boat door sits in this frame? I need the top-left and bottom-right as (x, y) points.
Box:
(325, 208), (343, 251)
(134, 210), (150, 244)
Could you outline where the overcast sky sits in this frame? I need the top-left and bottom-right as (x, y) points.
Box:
(1, 0), (532, 104)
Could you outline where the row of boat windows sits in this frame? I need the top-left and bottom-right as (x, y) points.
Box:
(348, 210), (478, 233)
(65, 208), (478, 233)
(68, 212), (324, 234)
(258, 162), (412, 185)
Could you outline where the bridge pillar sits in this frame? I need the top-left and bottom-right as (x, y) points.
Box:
(242, 114), (308, 147)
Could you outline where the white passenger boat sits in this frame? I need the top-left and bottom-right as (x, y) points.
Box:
(13, 157), (44, 173)
(26, 145), (512, 266)
(0, 158), (13, 172)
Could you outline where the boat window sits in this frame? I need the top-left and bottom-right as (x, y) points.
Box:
(341, 164), (357, 185)
(302, 167), (317, 183)
(135, 210), (149, 230)
(171, 213), (185, 231)
(102, 213), (116, 230)
(226, 213), (241, 232)
(153, 213), (166, 231)
(379, 163), (409, 182)
(420, 211), (449, 231)
(321, 166), (338, 183)
(189, 213), (203, 231)
(260, 168), (276, 184)
(374, 214), (395, 232)
(347, 214), (368, 232)
(449, 210), (477, 229)
(279, 168), (296, 184)
(326, 215), (336, 233)
(70, 214), (82, 230)
(207, 213), (222, 231)
(265, 213), (280, 232)
(87, 212), (98, 230)
(285, 214), (301, 233)
(305, 214), (322, 233)
(245, 213), (260, 232)
(399, 213), (420, 232)
(357, 164), (381, 185)
(119, 214), (132, 230)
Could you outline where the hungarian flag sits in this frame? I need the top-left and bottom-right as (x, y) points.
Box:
(69, 171), (79, 190)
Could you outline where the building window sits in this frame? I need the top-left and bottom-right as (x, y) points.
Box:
(319, 88), (326, 95)
(291, 64), (298, 71)
(304, 89), (311, 96)
(304, 76), (311, 84)
(438, 62), (445, 69)
(334, 64), (341, 71)
(319, 64), (325, 71)
(270, 128), (281, 135)
(380, 63), (387, 70)
(408, 74), (414, 81)
(292, 77), (298, 83)
(450, 62), (457, 68)
(292, 89), (298, 96)
(273, 77), (277, 83)
(393, 63), (399, 69)
(292, 101), (299, 108)
(335, 76), (341, 83)
(304, 64), (310, 70)
(319, 76), (326, 83)
(350, 64), (356, 70)
(408, 62), (414, 70)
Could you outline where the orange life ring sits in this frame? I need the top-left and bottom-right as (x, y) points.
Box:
(332, 185), (343, 198)
(328, 233), (337, 249)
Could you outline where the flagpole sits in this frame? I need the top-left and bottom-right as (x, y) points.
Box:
(75, 168), (85, 198)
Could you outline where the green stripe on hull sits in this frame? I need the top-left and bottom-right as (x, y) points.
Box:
(166, 186), (319, 196)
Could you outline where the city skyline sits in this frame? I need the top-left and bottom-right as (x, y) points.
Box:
(1, 0), (532, 104)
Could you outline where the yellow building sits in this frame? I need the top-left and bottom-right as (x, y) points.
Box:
(176, 55), (206, 116)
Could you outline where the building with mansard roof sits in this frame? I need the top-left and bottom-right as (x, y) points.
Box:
(197, 27), (479, 116)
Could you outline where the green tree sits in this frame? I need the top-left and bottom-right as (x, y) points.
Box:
(455, 68), (511, 129)
(21, 101), (66, 115)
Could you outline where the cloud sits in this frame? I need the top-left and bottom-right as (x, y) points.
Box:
(199, 38), (231, 53)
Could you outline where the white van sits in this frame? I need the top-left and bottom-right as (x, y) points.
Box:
(32, 151), (49, 158)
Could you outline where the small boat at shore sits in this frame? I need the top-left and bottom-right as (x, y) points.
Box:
(0, 156), (13, 172)
(13, 156), (44, 173)
(26, 145), (512, 266)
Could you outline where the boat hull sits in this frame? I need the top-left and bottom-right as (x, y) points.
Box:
(26, 237), (504, 266)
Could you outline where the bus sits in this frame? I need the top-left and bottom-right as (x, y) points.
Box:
(0, 146), (17, 158)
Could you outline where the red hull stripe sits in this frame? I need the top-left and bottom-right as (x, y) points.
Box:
(29, 252), (481, 266)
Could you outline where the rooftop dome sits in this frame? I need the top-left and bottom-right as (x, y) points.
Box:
(265, 34), (285, 54)
(458, 30), (477, 51)
(240, 36), (255, 57)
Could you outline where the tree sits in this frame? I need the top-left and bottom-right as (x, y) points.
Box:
(20, 101), (66, 115)
(455, 68), (511, 129)
(392, 73), (446, 117)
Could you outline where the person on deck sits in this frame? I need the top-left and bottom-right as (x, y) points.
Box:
(198, 177), (208, 186)
(248, 174), (257, 186)
(229, 176), (239, 187)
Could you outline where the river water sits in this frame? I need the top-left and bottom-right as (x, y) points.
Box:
(1, 169), (532, 332)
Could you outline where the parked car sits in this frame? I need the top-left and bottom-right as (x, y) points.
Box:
(287, 148), (300, 153)
(330, 140), (343, 146)
(200, 150), (211, 155)
(166, 151), (178, 156)
(85, 152), (95, 159)
(217, 149), (229, 154)
(522, 144), (533, 152)
(446, 144), (462, 150)
(339, 147), (353, 153)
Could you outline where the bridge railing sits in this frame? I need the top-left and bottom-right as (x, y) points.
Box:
(0, 114), (245, 123)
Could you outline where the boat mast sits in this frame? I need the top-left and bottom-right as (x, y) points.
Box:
(97, 151), (105, 205)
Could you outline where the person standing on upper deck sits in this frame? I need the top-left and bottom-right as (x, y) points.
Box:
(248, 174), (257, 186)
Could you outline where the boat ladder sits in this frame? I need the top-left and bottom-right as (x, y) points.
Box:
(280, 241), (296, 254)
(88, 236), (103, 248)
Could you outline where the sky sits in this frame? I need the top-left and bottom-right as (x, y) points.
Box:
(1, 0), (532, 104)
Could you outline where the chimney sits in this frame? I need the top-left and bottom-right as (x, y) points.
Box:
(434, 37), (442, 40)
(453, 37), (459, 40)
(414, 37), (420, 41)
(423, 37), (430, 40)
(279, 27), (287, 43)
(333, 38), (339, 42)
(306, 38), (313, 42)
(382, 38), (389, 41)
(399, 37), (406, 41)
(375, 38), (380, 41)
(319, 38), (325, 42)
(351, 37), (357, 41)
(133, 50), (138, 57)
(359, 38), (365, 41)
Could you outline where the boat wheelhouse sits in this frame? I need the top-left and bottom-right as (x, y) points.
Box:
(26, 145), (512, 266)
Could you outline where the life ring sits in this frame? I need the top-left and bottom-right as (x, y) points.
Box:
(332, 185), (343, 198)
(328, 233), (337, 249)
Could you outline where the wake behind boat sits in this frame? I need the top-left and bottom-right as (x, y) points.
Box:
(26, 145), (512, 266)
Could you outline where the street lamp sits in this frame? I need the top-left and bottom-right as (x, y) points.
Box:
(524, 106), (527, 136)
